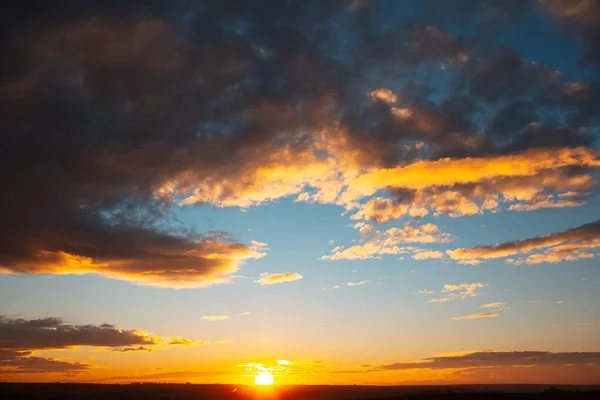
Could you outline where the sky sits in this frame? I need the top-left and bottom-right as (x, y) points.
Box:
(0, 0), (599, 386)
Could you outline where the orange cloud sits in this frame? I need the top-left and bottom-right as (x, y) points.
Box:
(1, 239), (268, 289)
(350, 167), (596, 224)
(254, 272), (304, 285)
(447, 219), (599, 264)
(427, 283), (487, 303)
(450, 313), (499, 320)
(343, 147), (599, 201)
(509, 241), (598, 265)
(3, 2), (600, 294)
(322, 222), (451, 261)
(507, 197), (581, 211)
(367, 88), (397, 104)
(412, 251), (444, 260)
(480, 302), (508, 310)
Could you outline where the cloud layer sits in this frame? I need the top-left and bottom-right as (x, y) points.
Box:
(372, 350), (600, 371)
(448, 220), (600, 265)
(0, 315), (203, 375)
(0, 0), (599, 284)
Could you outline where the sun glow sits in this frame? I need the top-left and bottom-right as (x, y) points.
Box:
(255, 371), (274, 385)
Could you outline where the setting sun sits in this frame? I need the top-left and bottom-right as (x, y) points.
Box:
(255, 371), (274, 386)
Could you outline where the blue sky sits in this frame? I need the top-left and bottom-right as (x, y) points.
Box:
(1, 0), (599, 385)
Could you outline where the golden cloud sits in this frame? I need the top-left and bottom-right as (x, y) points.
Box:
(2, 239), (267, 289)
(450, 313), (499, 320)
(427, 283), (487, 303)
(342, 147), (599, 203)
(412, 251), (444, 260)
(367, 88), (398, 104)
(447, 219), (599, 264)
(322, 222), (451, 261)
(254, 272), (304, 285)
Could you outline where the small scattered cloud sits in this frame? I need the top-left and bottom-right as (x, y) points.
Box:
(254, 272), (304, 285)
(458, 259), (484, 265)
(367, 88), (397, 104)
(201, 315), (231, 321)
(412, 251), (444, 260)
(480, 302), (508, 310)
(418, 289), (433, 294)
(238, 312), (251, 316)
(450, 313), (499, 321)
(322, 222), (451, 261)
(427, 283), (487, 303)
(118, 346), (152, 353)
(166, 337), (207, 347)
(347, 281), (368, 287)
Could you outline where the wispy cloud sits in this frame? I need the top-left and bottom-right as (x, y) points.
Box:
(347, 281), (368, 287)
(371, 351), (600, 371)
(450, 313), (499, 321)
(480, 302), (508, 310)
(201, 315), (231, 321)
(427, 283), (487, 303)
(322, 222), (451, 261)
(412, 250), (444, 260)
(447, 220), (600, 265)
(254, 272), (304, 285)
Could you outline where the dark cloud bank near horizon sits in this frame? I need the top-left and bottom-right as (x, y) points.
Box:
(0, 315), (201, 374)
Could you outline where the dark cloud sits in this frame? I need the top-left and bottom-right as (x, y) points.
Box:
(0, 349), (91, 375)
(541, 0), (600, 68)
(0, 316), (157, 350)
(372, 351), (600, 371)
(0, 0), (599, 279)
(0, 315), (206, 351)
(118, 346), (152, 353)
(103, 370), (230, 381)
(0, 315), (204, 375)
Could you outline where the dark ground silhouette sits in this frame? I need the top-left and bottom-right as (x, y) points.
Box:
(1, 383), (600, 400)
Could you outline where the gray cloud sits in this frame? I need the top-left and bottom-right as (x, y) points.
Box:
(0, 315), (203, 375)
(0, 349), (92, 374)
(373, 351), (600, 371)
(0, 316), (157, 350)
